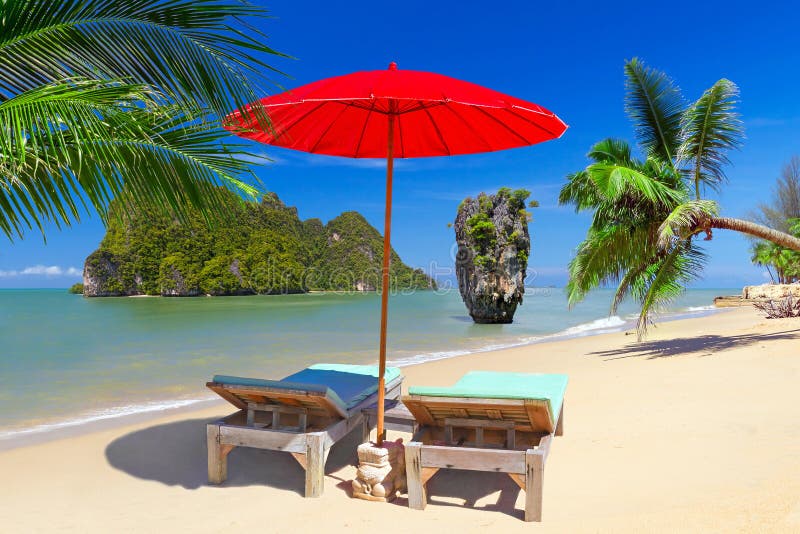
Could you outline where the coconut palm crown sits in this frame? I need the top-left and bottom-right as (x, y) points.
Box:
(0, 0), (286, 241)
(560, 58), (800, 338)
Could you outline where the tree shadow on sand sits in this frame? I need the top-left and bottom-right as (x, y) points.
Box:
(589, 329), (800, 360)
(105, 416), (363, 495)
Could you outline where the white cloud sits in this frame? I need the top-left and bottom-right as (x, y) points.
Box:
(0, 265), (82, 278)
(21, 265), (62, 276)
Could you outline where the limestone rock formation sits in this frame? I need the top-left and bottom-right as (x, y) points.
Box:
(714, 283), (800, 307)
(454, 188), (532, 323)
(83, 250), (135, 296)
(742, 283), (800, 300)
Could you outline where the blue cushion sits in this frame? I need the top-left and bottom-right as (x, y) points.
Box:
(213, 363), (401, 411)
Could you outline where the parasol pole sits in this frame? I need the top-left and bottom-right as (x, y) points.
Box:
(376, 111), (395, 446)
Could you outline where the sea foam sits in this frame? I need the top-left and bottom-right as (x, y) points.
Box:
(0, 397), (213, 442)
(390, 314), (631, 367)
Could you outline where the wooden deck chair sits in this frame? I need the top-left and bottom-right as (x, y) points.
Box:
(401, 371), (567, 521)
(206, 364), (403, 497)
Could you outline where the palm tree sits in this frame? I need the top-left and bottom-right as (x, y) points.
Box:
(561, 58), (800, 337)
(750, 220), (800, 283)
(752, 242), (780, 283)
(0, 0), (285, 241)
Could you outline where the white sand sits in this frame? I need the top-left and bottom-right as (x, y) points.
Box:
(1, 307), (798, 533)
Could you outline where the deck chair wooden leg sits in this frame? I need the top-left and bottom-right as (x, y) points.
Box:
(361, 415), (372, 443)
(304, 433), (326, 498)
(524, 449), (545, 522)
(207, 424), (229, 484)
(405, 441), (427, 510)
(555, 402), (564, 437)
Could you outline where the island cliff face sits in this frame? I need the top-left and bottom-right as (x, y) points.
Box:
(454, 188), (531, 323)
(83, 191), (434, 296)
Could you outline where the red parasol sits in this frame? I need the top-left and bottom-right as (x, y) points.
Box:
(227, 62), (567, 444)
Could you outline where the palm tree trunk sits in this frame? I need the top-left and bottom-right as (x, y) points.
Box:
(766, 265), (776, 283)
(709, 217), (800, 252)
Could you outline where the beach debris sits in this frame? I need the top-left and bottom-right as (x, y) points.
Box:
(753, 294), (800, 318)
(454, 188), (532, 323)
(351, 438), (406, 502)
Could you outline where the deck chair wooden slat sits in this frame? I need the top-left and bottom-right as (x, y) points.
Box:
(401, 372), (567, 522)
(206, 364), (403, 497)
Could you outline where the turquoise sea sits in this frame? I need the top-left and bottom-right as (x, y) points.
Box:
(0, 288), (732, 441)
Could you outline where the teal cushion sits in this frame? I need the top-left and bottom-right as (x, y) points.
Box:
(214, 363), (401, 411)
(408, 371), (568, 425)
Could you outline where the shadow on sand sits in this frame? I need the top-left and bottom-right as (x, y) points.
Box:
(422, 470), (524, 520)
(336, 468), (524, 520)
(106, 416), (526, 519)
(589, 329), (800, 360)
(105, 416), (363, 495)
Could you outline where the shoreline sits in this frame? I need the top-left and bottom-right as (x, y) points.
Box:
(0, 308), (800, 534)
(0, 302), (732, 451)
(1, 305), (797, 532)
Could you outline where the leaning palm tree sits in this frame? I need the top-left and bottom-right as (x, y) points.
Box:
(561, 58), (800, 337)
(0, 0), (284, 240)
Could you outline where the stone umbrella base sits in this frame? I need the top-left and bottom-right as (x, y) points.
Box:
(351, 438), (406, 502)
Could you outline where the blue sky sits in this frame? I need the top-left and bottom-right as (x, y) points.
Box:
(2, 0), (799, 289)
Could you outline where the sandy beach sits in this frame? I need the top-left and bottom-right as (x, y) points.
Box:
(1, 306), (798, 533)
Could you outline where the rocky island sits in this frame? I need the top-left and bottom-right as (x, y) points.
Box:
(83, 191), (434, 296)
(454, 188), (533, 323)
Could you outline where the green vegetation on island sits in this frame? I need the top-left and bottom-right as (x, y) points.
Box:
(463, 187), (534, 269)
(67, 283), (84, 294)
(83, 190), (434, 296)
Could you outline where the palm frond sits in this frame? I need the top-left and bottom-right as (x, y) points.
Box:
(0, 79), (265, 240)
(624, 58), (685, 163)
(558, 169), (602, 212)
(634, 241), (706, 338)
(678, 79), (744, 198)
(586, 138), (634, 164)
(610, 256), (656, 314)
(0, 0), (285, 124)
(657, 199), (720, 248)
(92, 104), (263, 223)
(566, 224), (657, 306)
(587, 162), (685, 206)
(560, 138), (638, 212)
(0, 79), (154, 236)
